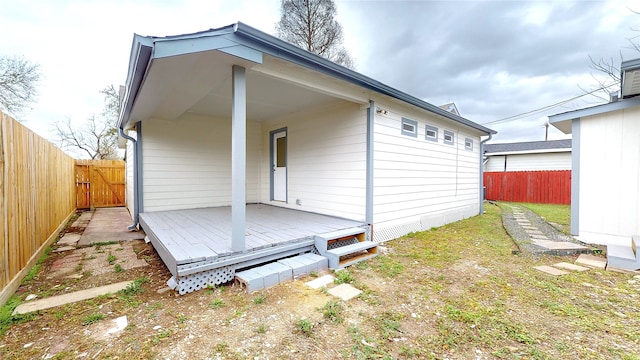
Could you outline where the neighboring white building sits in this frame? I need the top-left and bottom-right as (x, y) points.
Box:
(549, 58), (640, 246)
(118, 23), (495, 249)
(484, 139), (571, 172)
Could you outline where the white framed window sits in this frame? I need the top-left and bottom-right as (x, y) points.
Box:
(425, 125), (438, 142)
(401, 118), (418, 137)
(465, 138), (473, 151)
(443, 130), (455, 145)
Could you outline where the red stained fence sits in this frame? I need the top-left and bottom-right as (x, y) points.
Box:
(483, 170), (571, 205)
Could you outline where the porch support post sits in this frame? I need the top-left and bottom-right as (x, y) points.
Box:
(231, 65), (246, 252)
(366, 100), (374, 225)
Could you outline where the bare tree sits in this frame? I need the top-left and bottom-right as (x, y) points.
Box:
(276, 0), (355, 69)
(0, 56), (41, 115)
(54, 85), (121, 159)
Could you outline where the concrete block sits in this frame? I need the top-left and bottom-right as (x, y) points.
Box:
(298, 253), (328, 272)
(278, 257), (307, 277)
(235, 268), (264, 292)
(255, 267), (280, 289)
(262, 262), (293, 282)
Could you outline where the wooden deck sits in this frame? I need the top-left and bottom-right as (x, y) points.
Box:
(139, 204), (367, 278)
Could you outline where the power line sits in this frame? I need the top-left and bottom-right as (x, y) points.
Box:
(482, 82), (618, 125)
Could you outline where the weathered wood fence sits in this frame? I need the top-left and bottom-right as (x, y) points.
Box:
(75, 159), (125, 209)
(484, 170), (571, 205)
(0, 111), (77, 306)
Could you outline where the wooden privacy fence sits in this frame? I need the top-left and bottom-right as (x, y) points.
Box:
(484, 170), (571, 205)
(75, 159), (125, 209)
(0, 111), (76, 306)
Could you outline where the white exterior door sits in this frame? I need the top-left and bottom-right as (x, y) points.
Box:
(272, 130), (287, 202)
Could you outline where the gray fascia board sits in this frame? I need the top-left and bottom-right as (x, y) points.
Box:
(549, 97), (640, 123)
(118, 35), (153, 130)
(232, 22), (496, 135)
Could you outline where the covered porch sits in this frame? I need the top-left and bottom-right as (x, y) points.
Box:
(139, 204), (369, 294)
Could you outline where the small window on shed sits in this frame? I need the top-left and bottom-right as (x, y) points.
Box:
(401, 118), (418, 137)
(443, 130), (455, 145)
(465, 138), (473, 151)
(425, 125), (438, 142)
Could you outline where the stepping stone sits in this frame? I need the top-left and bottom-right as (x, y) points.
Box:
(532, 240), (587, 250)
(533, 265), (568, 276)
(13, 281), (133, 315)
(305, 275), (334, 289)
(575, 254), (607, 269)
(328, 284), (361, 301)
(553, 262), (590, 272)
(57, 233), (81, 246)
(530, 234), (549, 241)
(526, 230), (545, 236)
(522, 225), (538, 230)
(52, 246), (76, 253)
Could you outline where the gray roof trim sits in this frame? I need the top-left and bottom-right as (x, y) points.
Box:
(119, 22), (495, 135)
(233, 22), (495, 135)
(118, 35), (153, 130)
(484, 139), (571, 155)
(621, 58), (640, 72)
(549, 96), (640, 123)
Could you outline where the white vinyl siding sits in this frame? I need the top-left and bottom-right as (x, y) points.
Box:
(142, 114), (261, 212)
(261, 102), (366, 221)
(484, 152), (571, 172)
(578, 106), (640, 245)
(372, 104), (481, 241)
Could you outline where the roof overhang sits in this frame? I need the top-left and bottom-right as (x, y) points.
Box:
(549, 96), (640, 134)
(118, 22), (496, 136)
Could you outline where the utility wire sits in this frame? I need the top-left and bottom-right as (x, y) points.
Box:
(482, 82), (619, 125)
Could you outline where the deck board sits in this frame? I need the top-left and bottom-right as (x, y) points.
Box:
(139, 204), (366, 276)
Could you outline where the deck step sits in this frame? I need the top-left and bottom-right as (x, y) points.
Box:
(606, 236), (640, 271)
(314, 227), (367, 255)
(234, 253), (328, 292)
(326, 240), (378, 269)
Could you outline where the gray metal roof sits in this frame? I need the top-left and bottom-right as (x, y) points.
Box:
(484, 139), (571, 154)
(119, 22), (496, 135)
(549, 96), (640, 134)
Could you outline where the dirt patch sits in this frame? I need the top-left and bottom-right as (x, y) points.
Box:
(2, 203), (640, 359)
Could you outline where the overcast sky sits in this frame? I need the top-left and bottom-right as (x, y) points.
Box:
(1, 0), (639, 148)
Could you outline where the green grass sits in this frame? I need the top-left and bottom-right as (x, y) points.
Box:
(82, 313), (104, 326)
(334, 269), (355, 284)
(320, 300), (344, 323)
(210, 299), (225, 309)
(23, 247), (52, 282)
(0, 296), (36, 336)
(516, 202), (570, 226)
(296, 318), (313, 336)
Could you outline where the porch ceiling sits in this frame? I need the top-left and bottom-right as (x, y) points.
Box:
(129, 49), (341, 123)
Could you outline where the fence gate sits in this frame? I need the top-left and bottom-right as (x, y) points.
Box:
(75, 159), (126, 209)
